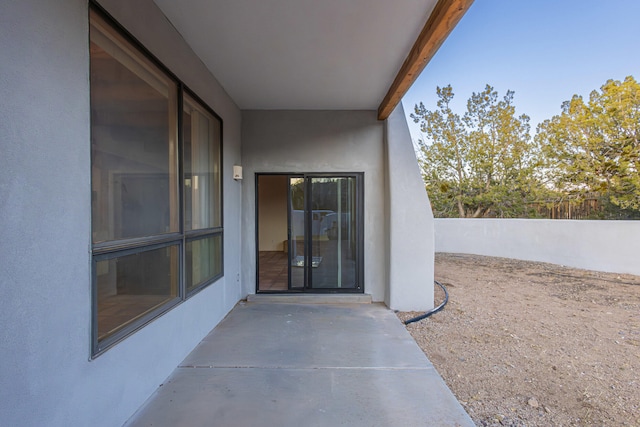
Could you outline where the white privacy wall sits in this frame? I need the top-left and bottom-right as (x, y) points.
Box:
(435, 219), (640, 276)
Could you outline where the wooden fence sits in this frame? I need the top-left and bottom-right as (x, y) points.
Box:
(531, 195), (602, 219)
(529, 194), (640, 220)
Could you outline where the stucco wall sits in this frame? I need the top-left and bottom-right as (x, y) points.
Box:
(384, 104), (434, 311)
(0, 1), (242, 426)
(241, 110), (387, 301)
(435, 219), (640, 276)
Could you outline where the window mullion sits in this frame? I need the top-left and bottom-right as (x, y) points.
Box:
(178, 83), (186, 300)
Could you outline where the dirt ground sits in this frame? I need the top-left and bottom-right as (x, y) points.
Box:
(398, 253), (640, 426)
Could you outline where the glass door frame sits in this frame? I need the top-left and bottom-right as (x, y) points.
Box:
(255, 172), (364, 294)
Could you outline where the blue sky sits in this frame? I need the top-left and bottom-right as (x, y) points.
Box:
(401, 0), (640, 142)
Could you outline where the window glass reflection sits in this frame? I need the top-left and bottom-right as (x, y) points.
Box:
(309, 177), (357, 289)
(96, 245), (179, 341)
(90, 13), (178, 242)
(183, 95), (221, 231)
(186, 235), (222, 292)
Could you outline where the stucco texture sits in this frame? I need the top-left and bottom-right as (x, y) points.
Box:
(0, 1), (243, 426)
(241, 110), (387, 301)
(435, 218), (640, 276)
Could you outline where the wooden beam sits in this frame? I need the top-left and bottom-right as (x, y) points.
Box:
(377, 0), (474, 120)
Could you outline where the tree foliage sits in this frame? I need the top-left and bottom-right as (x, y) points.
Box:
(412, 85), (548, 217)
(413, 77), (640, 219)
(537, 76), (640, 212)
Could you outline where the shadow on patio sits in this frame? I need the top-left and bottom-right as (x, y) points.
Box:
(124, 301), (473, 426)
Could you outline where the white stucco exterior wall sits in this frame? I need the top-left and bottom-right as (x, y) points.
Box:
(0, 1), (242, 426)
(385, 104), (435, 311)
(241, 110), (387, 301)
(435, 219), (640, 276)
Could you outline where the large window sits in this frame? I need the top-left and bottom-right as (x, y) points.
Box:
(90, 7), (223, 356)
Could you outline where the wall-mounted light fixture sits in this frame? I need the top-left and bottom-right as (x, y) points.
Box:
(233, 165), (243, 180)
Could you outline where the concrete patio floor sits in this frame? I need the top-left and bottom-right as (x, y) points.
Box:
(124, 301), (473, 427)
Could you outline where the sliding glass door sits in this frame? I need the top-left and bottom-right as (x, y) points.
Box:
(257, 173), (363, 293)
(307, 177), (358, 289)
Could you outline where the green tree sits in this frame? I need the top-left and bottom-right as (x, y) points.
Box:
(412, 85), (546, 217)
(412, 86), (468, 217)
(537, 76), (640, 214)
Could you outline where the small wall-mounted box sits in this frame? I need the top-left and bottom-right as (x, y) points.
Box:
(233, 165), (243, 180)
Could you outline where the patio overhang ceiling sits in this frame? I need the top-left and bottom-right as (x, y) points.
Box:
(153, 0), (473, 120)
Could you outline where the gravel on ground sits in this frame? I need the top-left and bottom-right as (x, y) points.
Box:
(398, 253), (640, 427)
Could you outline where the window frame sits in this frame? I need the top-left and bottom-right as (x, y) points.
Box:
(181, 86), (225, 297)
(254, 172), (365, 294)
(89, 2), (224, 357)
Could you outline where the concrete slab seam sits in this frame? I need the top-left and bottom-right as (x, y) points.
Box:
(177, 365), (434, 370)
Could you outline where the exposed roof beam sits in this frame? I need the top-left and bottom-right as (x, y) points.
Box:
(377, 0), (474, 120)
